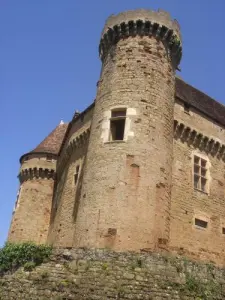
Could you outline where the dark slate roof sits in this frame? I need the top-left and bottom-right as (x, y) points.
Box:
(175, 77), (225, 127)
(20, 79), (224, 164)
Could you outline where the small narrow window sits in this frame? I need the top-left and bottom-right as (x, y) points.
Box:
(109, 109), (126, 141)
(184, 103), (190, 114)
(195, 218), (208, 228)
(193, 155), (209, 193)
(222, 227), (225, 235)
(46, 154), (53, 161)
(74, 165), (80, 185)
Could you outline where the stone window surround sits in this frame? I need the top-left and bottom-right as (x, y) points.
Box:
(193, 211), (210, 231)
(191, 151), (211, 195)
(101, 105), (137, 143)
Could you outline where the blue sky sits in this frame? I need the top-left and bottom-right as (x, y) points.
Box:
(0, 0), (225, 247)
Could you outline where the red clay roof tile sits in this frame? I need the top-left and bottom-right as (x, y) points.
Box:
(31, 121), (68, 155)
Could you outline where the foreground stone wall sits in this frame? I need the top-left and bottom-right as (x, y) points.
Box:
(1, 248), (225, 299)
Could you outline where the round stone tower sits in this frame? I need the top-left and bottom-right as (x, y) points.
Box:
(74, 9), (182, 251)
(8, 122), (68, 244)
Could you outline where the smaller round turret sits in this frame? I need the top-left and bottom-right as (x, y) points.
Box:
(8, 121), (68, 244)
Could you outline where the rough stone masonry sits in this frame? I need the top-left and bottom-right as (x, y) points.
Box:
(1, 249), (225, 299)
(7, 8), (225, 267)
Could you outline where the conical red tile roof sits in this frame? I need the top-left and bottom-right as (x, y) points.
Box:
(31, 121), (68, 155)
(20, 121), (68, 162)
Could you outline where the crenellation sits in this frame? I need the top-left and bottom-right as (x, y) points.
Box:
(100, 17), (182, 67)
(19, 167), (56, 183)
(174, 119), (225, 161)
(102, 9), (181, 38)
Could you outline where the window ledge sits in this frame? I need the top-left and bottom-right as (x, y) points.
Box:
(194, 226), (207, 231)
(105, 140), (126, 144)
(194, 188), (209, 195)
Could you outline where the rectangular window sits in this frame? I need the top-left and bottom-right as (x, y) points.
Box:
(195, 218), (208, 228)
(74, 165), (80, 185)
(109, 109), (126, 141)
(193, 155), (208, 193)
(46, 154), (53, 161)
(222, 227), (225, 235)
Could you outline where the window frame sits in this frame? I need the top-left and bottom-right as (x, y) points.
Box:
(194, 218), (208, 229)
(193, 154), (209, 194)
(109, 108), (127, 142)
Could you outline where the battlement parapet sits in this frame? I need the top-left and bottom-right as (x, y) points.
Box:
(174, 120), (225, 160)
(99, 9), (182, 67)
(18, 167), (56, 183)
(102, 9), (181, 37)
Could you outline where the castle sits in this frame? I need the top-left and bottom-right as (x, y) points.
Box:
(8, 9), (225, 265)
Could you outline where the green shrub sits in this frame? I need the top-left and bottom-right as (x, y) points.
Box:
(0, 242), (52, 274)
(23, 261), (36, 271)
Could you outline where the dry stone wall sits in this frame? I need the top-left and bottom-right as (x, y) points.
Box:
(1, 248), (225, 299)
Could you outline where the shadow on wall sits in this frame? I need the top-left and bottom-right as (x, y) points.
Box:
(47, 138), (89, 246)
(72, 151), (87, 223)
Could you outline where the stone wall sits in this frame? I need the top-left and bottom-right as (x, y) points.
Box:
(169, 100), (225, 265)
(45, 96), (225, 264)
(8, 153), (56, 244)
(73, 6), (179, 251)
(47, 140), (88, 247)
(1, 248), (225, 299)
(8, 177), (54, 245)
(47, 111), (91, 247)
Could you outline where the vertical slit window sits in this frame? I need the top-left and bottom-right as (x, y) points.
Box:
(74, 165), (80, 185)
(184, 103), (190, 114)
